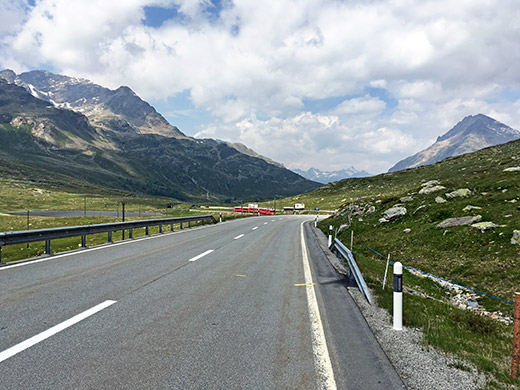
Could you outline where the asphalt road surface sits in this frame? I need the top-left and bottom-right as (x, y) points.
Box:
(0, 215), (404, 389)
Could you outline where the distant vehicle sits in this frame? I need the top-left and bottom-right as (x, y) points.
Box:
(314, 207), (320, 211)
(234, 206), (275, 215)
(294, 203), (305, 210)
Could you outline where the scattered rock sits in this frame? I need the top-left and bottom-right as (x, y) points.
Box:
(435, 196), (447, 204)
(367, 206), (376, 213)
(414, 205), (426, 213)
(511, 230), (520, 245)
(471, 222), (499, 232)
(400, 196), (414, 202)
(503, 167), (520, 172)
(422, 180), (440, 187)
(378, 217), (389, 223)
(381, 206), (407, 222)
(437, 215), (482, 228)
(403, 228), (411, 233)
(419, 185), (446, 195)
(462, 205), (481, 212)
(445, 188), (472, 198)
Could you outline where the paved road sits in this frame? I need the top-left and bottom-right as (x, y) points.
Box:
(0, 216), (404, 389)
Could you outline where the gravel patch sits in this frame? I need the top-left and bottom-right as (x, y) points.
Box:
(310, 225), (486, 390)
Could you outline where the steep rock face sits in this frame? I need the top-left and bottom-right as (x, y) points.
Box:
(0, 69), (185, 138)
(389, 114), (520, 172)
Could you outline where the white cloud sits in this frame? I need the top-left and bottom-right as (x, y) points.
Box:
(2, 0), (520, 173)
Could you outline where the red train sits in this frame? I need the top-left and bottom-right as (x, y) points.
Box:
(234, 207), (275, 215)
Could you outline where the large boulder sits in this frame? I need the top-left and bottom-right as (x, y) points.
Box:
(381, 206), (407, 222)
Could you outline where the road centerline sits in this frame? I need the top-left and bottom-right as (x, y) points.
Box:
(252, 227), (258, 230)
(188, 249), (214, 262)
(234, 234), (245, 240)
(0, 300), (117, 363)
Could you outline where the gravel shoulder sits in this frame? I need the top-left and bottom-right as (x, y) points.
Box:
(309, 224), (486, 390)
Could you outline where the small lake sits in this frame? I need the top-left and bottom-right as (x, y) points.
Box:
(11, 210), (166, 218)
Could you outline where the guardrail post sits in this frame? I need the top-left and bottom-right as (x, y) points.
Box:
(171, 224), (174, 231)
(122, 230), (125, 240)
(0, 247), (2, 264)
(145, 226), (149, 236)
(180, 222), (183, 229)
(108, 231), (112, 243)
(81, 235), (86, 248)
(328, 225), (333, 247)
(45, 240), (51, 255)
(188, 221), (191, 228)
(159, 225), (163, 234)
(129, 229), (133, 239)
(220, 213), (222, 223)
(393, 262), (403, 331)
(512, 292), (520, 379)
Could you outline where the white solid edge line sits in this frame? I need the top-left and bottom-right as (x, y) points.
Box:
(234, 234), (245, 240)
(300, 222), (338, 390)
(0, 300), (117, 363)
(264, 222), (268, 225)
(188, 249), (214, 262)
(252, 227), (258, 230)
(0, 222), (214, 271)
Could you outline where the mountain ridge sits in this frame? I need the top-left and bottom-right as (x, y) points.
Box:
(293, 166), (372, 183)
(389, 114), (520, 172)
(0, 70), (320, 201)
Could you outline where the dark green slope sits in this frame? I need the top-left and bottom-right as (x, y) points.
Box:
(0, 79), (319, 201)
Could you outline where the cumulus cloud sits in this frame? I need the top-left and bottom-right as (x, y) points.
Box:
(2, 0), (520, 172)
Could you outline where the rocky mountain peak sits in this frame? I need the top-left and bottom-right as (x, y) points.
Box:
(389, 114), (520, 172)
(0, 69), (185, 138)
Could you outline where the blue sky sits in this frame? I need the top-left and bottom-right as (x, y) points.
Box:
(2, 0), (520, 173)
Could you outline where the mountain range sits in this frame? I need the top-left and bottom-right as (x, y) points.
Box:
(0, 70), (320, 201)
(292, 167), (372, 183)
(389, 114), (520, 172)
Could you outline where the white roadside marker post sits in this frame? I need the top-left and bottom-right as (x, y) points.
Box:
(328, 225), (333, 248)
(219, 213), (222, 223)
(393, 262), (403, 331)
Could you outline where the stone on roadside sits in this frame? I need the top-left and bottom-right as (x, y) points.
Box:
(435, 196), (447, 203)
(400, 196), (414, 202)
(403, 228), (411, 233)
(471, 222), (499, 232)
(503, 167), (520, 172)
(437, 215), (482, 228)
(511, 230), (520, 245)
(338, 224), (349, 233)
(445, 188), (472, 198)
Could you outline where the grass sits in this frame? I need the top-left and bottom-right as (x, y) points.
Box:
(348, 250), (518, 389)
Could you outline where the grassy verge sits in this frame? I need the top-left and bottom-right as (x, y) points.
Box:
(338, 242), (518, 389)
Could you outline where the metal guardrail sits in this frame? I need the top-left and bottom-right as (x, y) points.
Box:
(332, 238), (373, 305)
(0, 214), (217, 264)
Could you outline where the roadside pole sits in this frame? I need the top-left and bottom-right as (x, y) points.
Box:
(328, 225), (333, 248)
(393, 262), (403, 331)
